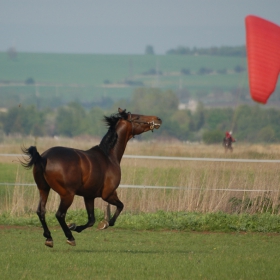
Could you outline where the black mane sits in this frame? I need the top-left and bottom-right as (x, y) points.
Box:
(99, 110), (129, 155)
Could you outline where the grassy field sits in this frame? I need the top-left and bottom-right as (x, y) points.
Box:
(0, 226), (280, 280)
(1, 137), (280, 279)
(0, 52), (246, 85)
(0, 52), (248, 108)
(1, 136), (280, 215)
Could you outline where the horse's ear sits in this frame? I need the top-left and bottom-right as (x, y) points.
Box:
(118, 108), (128, 119)
(118, 108), (126, 114)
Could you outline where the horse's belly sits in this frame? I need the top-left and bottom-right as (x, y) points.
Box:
(77, 179), (104, 197)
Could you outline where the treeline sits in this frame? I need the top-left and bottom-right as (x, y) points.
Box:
(166, 45), (246, 56)
(0, 88), (280, 143)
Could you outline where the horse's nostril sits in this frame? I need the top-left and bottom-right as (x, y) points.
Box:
(157, 117), (162, 121)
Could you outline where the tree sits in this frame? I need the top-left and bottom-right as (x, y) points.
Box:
(202, 130), (224, 144)
(171, 110), (191, 140)
(197, 67), (212, 75)
(192, 102), (205, 131)
(55, 102), (86, 137)
(234, 65), (246, 73)
(85, 107), (107, 137)
(25, 77), (35, 85)
(129, 88), (178, 117)
(7, 47), (17, 60)
(181, 68), (191, 75)
(257, 126), (275, 142)
(3, 105), (45, 136)
(145, 45), (154, 55)
(205, 108), (234, 131)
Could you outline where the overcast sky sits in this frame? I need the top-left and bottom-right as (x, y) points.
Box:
(1, 0), (280, 55)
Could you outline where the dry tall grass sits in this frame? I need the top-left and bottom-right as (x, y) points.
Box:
(1, 136), (280, 216)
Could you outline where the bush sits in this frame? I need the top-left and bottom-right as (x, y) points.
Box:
(197, 67), (213, 75)
(181, 68), (191, 75)
(25, 77), (35, 85)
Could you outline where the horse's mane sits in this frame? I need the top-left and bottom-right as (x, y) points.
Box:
(99, 110), (129, 155)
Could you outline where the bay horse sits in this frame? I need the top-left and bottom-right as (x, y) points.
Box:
(21, 108), (162, 247)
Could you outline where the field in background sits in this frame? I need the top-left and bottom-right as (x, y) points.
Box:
(0, 52), (246, 86)
(1, 136), (280, 215)
(0, 52), (248, 108)
(3, 135), (280, 158)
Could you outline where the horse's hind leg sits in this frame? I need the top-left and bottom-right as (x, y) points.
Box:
(37, 188), (53, 247)
(102, 191), (124, 227)
(55, 194), (76, 246)
(69, 197), (95, 233)
(34, 167), (54, 248)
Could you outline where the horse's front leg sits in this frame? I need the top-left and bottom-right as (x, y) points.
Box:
(69, 198), (95, 233)
(97, 203), (111, 229)
(101, 191), (124, 228)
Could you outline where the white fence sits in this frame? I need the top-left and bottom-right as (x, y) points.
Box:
(2, 153), (280, 163)
(1, 154), (279, 192)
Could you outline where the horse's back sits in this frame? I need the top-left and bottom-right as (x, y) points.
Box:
(42, 146), (82, 175)
(42, 146), (105, 167)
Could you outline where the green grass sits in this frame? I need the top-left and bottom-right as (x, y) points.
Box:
(0, 226), (279, 279)
(1, 52), (246, 85)
(0, 163), (33, 185)
(2, 210), (280, 233)
(0, 163), (18, 183)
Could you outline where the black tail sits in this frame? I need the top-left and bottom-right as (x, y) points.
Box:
(21, 146), (46, 170)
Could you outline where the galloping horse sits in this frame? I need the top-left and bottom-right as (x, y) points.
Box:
(21, 108), (162, 247)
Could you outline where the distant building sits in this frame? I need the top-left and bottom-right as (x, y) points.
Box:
(0, 108), (8, 113)
(178, 99), (198, 112)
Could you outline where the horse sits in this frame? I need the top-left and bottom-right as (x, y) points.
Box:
(21, 108), (162, 247)
(223, 137), (233, 152)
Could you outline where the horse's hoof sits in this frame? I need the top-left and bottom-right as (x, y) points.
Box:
(68, 223), (77, 230)
(97, 220), (109, 230)
(45, 240), (53, 248)
(66, 239), (76, 246)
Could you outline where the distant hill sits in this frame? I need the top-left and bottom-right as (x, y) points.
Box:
(0, 50), (251, 109)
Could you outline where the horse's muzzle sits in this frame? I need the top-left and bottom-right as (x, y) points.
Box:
(153, 118), (162, 129)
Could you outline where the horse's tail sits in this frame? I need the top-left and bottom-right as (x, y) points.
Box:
(21, 146), (46, 170)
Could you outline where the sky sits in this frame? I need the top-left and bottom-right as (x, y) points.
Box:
(1, 0), (280, 55)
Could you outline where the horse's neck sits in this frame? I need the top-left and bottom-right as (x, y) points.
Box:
(109, 125), (131, 163)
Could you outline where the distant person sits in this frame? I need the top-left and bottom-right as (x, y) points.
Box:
(223, 131), (236, 152)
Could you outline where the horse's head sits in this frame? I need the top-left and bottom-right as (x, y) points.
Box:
(118, 108), (162, 137)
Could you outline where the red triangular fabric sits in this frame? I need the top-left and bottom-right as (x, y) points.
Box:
(245, 15), (280, 104)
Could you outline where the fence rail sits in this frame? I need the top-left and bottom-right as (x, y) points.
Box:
(0, 183), (278, 193)
(2, 153), (280, 163)
(1, 154), (279, 192)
